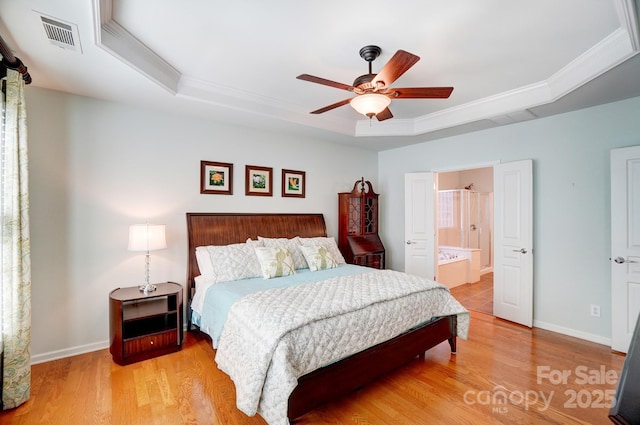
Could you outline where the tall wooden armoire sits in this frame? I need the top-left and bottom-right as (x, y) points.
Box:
(338, 178), (385, 269)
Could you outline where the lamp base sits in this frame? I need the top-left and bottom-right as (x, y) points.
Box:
(139, 283), (157, 293)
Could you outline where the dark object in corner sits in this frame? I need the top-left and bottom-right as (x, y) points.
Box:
(609, 313), (640, 424)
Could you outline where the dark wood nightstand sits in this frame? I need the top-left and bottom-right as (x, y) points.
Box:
(109, 282), (183, 365)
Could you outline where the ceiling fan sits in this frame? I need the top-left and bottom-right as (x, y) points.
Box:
(297, 45), (453, 121)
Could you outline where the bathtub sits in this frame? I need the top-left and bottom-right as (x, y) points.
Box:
(438, 256), (468, 288)
(439, 246), (481, 284)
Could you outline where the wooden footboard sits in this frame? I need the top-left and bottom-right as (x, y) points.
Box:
(185, 213), (460, 422)
(288, 314), (457, 421)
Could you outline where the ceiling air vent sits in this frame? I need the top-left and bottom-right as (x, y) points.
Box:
(37, 13), (82, 53)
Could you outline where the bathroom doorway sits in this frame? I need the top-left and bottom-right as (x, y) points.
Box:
(436, 167), (494, 315)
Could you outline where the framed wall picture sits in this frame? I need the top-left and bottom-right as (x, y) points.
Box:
(245, 165), (273, 196)
(282, 169), (306, 198)
(200, 161), (233, 195)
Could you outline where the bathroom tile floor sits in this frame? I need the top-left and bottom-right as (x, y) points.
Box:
(449, 272), (493, 315)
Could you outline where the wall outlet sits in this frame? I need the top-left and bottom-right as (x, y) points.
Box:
(590, 304), (601, 317)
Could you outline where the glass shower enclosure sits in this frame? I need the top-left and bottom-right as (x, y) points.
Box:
(438, 189), (493, 272)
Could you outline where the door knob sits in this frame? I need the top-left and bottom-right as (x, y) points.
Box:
(406, 240), (414, 245)
(614, 256), (638, 264)
(512, 248), (527, 254)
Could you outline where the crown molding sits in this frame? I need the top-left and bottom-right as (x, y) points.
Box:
(356, 20), (639, 137)
(92, 0), (180, 94)
(94, 0), (639, 138)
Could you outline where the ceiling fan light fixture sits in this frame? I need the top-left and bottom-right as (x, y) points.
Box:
(350, 93), (391, 118)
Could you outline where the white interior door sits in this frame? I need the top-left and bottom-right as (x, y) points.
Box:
(404, 172), (437, 279)
(493, 160), (533, 327)
(611, 145), (640, 353)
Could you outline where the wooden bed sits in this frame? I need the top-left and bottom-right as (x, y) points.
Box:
(186, 212), (458, 422)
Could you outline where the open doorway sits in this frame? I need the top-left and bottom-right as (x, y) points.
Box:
(436, 167), (494, 315)
(405, 161), (532, 325)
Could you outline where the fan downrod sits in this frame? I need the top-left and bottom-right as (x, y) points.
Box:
(354, 45), (382, 91)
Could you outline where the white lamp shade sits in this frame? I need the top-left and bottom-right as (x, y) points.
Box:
(350, 93), (391, 117)
(128, 224), (167, 252)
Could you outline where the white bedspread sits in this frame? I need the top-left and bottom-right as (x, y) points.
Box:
(215, 269), (469, 425)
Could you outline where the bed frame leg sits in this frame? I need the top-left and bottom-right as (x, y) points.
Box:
(448, 336), (457, 354)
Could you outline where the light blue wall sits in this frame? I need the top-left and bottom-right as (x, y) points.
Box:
(26, 87), (377, 362)
(378, 96), (640, 344)
(25, 84), (640, 359)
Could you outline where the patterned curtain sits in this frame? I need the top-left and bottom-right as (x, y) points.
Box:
(0, 69), (31, 409)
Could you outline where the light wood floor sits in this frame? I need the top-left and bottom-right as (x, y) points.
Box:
(0, 311), (625, 425)
(450, 273), (494, 315)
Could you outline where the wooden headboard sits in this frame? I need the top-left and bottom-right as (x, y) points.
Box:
(185, 213), (327, 289)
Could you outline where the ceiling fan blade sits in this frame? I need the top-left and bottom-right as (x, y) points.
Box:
(390, 87), (454, 99)
(297, 74), (354, 92)
(371, 50), (420, 88)
(376, 107), (393, 121)
(310, 98), (352, 114)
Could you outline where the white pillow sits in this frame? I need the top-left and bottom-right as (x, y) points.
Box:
(300, 245), (339, 271)
(195, 238), (262, 283)
(297, 236), (346, 264)
(254, 246), (296, 279)
(257, 236), (307, 269)
(195, 247), (215, 276)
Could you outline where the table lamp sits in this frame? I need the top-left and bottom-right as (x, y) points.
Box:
(128, 223), (167, 292)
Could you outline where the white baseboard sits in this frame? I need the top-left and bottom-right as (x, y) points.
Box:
(31, 340), (109, 365)
(31, 324), (190, 365)
(533, 319), (612, 347)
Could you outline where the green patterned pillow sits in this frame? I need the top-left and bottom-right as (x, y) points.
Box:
(297, 236), (346, 264)
(258, 236), (307, 269)
(254, 246), (296, 279)
(300, 245), (339, 271)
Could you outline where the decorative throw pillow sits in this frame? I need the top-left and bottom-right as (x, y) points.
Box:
(254, 246), (296, 279)
(257, 236), (308, 269)
(300, 245), (339, 271)
(297, 236), (346, 264)
(195, 238), (263, 283)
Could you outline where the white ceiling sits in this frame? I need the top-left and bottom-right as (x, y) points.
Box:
(1, 0), (639, 151)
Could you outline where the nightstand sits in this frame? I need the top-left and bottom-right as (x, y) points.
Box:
(109, 282), (183, 365)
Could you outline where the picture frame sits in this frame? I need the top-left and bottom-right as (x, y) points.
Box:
(282, 169), (306, 198)
(245, 165), (273, 196)
(200, 161), (233, 195)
